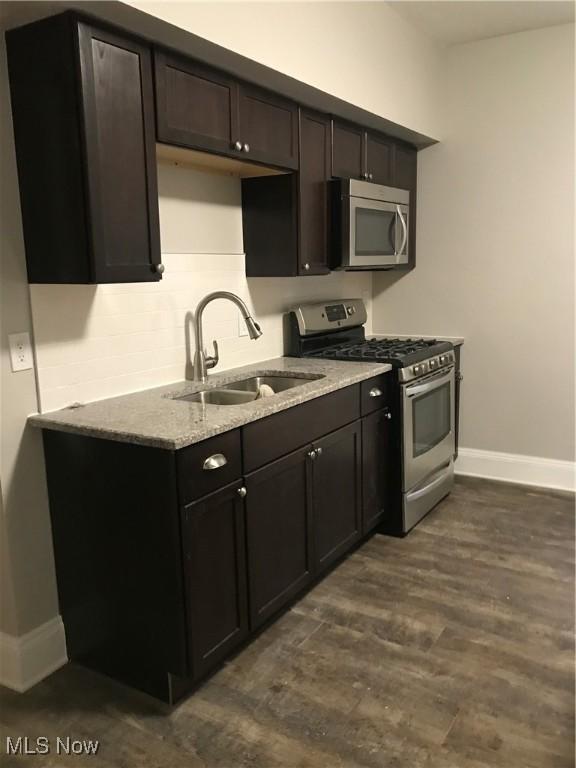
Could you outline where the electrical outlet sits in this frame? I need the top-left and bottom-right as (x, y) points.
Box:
(8, 332), (33, 372)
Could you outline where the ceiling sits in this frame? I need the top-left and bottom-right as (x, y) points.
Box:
(388, 1), (575, 46)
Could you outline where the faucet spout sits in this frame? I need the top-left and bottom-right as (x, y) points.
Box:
(191, 291), (262, 382)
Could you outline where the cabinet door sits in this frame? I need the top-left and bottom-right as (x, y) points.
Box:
(312, 421), (362, 573)
(154, 52), (239, 156)
(238, 84), (299, 169)
(245, 447), (313, 629)
(182, 481), (248, 679)
(77, 23), (161, 283)
(332, 121), (365, 180)
(298, 110), (331, 276)
(362, 409), (391, 533)
(366, 132), (394, 186)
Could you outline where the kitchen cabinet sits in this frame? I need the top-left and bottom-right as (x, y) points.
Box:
(155, 52), (238, 157)
(182, 481), (249, 678)
(155, 52), (298, 170)
(245, 448), (313, 628)
(332, 120), (365, 180)
(6, 13), (162, 284)
(242, 108), (331, 276)
(366, 132), (394, 186)
(312, 422), (362, 573)
(40, 375), (392, 703)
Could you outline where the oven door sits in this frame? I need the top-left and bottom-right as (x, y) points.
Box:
(402, 366), (455, 491)
(349, 197), (409, 269)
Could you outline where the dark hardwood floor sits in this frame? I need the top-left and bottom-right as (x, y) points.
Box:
(1, 476), (573, 767)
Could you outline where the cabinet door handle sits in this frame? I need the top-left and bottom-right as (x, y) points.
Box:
(202, 453), (228, 471)
(237, 486), (247, 498)
(369, 387), (383, 398)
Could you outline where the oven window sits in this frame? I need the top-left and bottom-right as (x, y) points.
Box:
(355, 207), (396, 256)
(412, 383), (451, 457)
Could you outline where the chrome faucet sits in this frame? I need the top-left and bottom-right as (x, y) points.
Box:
(192, 291), (262, 382)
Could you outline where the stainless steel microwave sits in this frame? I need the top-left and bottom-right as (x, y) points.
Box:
(331, 179), (410, 270)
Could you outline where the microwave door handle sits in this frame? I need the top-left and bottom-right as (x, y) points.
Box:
(396, 205), (408, 261)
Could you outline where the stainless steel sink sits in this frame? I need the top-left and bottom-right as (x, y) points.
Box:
(217, 375), (320, 394)
(174, 374), (323, 406)
(177, 389), (257, 406)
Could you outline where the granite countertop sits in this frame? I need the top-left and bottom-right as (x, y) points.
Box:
(29, 357), (390, 450)
(371, 332), (465, 346)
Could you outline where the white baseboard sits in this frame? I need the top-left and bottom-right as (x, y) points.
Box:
(0, 616), (67, 692)
(455, 448), (576, 492)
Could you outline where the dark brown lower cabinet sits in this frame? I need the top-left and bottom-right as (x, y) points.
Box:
(312, 422), (362, 573)
(362, 409), (391, 533)
(182, 481), (249, 678)
(245, 447), (314, 629)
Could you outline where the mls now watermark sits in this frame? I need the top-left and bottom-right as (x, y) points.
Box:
(6, 736), (100, 756)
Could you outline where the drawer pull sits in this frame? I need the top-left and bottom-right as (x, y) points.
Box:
(369, 387), (383, 398)
(203, 453), (227, 471)
(237, 486), (247, 498)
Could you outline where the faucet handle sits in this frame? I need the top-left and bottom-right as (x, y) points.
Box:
(205, 340), (219, 370)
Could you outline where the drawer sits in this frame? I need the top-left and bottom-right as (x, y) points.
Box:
(360, 373), (392, 416)
(242, 384), (360, 472)
(177, 430), (242, 505)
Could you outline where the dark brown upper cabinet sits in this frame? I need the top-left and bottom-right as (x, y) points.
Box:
(332, 120), (395, 186)
(365, 132), (394, 186)
(242, 108), (330, 276)
(238, 84), (298, 169)
(155, 52), (298, 171)
(6, 13), (162, 284)
(155, 51), (238, 158)
(332, 121), (365, 180)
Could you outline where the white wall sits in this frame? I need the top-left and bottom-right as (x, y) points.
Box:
(31, 162), (372, 412)
(373, 23), (575, 463)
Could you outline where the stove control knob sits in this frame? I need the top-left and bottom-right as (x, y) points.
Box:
(412, 365), (421, 375)
(346, 305), (356, 316)
(429, 359), (438, 370)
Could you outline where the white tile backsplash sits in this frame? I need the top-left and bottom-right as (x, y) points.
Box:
(30, 163), (373, 412)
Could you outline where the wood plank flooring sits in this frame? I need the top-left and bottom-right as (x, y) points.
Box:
(1, 477), (573, 767)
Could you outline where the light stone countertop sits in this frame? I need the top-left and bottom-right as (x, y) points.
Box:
(371, 333), (465, 346)
(29, 357), (391, 450)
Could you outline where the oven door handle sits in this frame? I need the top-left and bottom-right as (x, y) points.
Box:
(406, 366), (454, 398)
(406, 461), (454, 503)
(395, 205), (408, 260)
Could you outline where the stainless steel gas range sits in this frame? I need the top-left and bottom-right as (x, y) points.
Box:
(288, 298), (456, 534)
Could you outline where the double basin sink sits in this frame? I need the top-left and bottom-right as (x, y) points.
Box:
(175, 374), (323, 406)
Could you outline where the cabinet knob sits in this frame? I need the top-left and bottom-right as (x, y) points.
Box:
(315, 447), (323, 457)
(307, 449), (317, 460)
(202, 453), (228, 471)
(303, 263), (310, 271)
(155, 263), (165, 274)
(384, 411), (392, 420)
(243, 143), (250, 153)
(368, 172), (374, 181)
(237, 486), (247, 498)
(363, 172), (369, 180)
(233, 140), (242, 151)
(369, 387), (383, 398)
